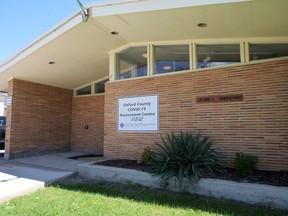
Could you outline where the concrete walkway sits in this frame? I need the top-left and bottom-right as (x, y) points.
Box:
(0, 152), (93, 203)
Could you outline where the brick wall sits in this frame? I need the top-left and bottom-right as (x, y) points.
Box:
(71, 95), (104, 154)
(104, 59), (288, 171)
(5, 79), (73, 158)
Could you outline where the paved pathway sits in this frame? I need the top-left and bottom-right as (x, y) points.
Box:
(0, 152), (89, 203)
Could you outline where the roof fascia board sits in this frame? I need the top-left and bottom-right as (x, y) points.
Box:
(91, 0), (252, 17)
(0, 10), (83, 74)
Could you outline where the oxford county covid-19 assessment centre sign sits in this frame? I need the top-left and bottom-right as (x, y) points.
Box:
(118, 95), (159, 132)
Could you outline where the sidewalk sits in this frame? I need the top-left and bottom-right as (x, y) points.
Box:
(0, 152), (93, 203)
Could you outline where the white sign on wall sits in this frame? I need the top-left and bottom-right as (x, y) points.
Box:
(118, 95), (159, 132)
(0, 103), (4, 116)
(4, 96), (12, 106)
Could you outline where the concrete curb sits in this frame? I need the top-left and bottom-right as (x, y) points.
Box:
(45, 172), (77, 186)
(77, 163), (288, 210)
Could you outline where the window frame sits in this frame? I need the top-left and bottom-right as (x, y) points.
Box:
(247, 42), (288, 62)
(74, 76), (109, 97)
(109, 38), (288, 81)
(194, 42), (243, 69)
(152, 43), (192, 75)
(115, 44), (149, 80)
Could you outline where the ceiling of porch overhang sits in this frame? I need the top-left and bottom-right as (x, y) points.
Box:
(0, 0), (287, 92)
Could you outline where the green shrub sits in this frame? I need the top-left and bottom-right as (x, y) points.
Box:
(140, 147), (153, 164)
(150, 131), (222, 189)
(235, 153), (259, 177)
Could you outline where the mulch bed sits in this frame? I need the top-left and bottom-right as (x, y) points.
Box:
(95, 159), (288, 187)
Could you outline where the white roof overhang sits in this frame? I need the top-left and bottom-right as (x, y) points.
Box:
(0, 0), (288, 91)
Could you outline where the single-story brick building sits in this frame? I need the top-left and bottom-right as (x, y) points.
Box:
(0, 0), (287, 171)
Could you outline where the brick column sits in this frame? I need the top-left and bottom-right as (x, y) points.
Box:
(5, 79), (73, 159)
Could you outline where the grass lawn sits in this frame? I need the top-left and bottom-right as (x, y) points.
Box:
(0, 179), (286, 216)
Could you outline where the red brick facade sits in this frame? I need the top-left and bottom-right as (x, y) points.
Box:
(4, 59), (288, 171)
(5, 79), (73, 158)
(71, 95), (104, 154)
(5, 79), (105, 158)
(104, 59), (288, 171)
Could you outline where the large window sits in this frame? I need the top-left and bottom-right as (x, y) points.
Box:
(116, 46), (148, 79)
(112, 41), (288, 81)
(154, 45), (190, 74)
(249, 43), (288, 61)
(196, 44), (241, 68)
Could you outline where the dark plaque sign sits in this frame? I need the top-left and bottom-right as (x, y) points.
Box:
(196, 94), (243, 103)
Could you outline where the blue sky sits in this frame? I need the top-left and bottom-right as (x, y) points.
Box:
(0, 0), (97, 63)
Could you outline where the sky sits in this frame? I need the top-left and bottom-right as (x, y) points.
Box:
(0, 0), (98, 63)
(1, 0), (100, 114)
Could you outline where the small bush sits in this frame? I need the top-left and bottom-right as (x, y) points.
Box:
(235, 153), (259, 177)
(140, 147), (153, 165)
(150, 131), (222, 189)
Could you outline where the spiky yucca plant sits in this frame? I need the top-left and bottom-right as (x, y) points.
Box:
(150, 131), (222, 189)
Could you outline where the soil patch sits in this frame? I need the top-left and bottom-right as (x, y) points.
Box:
(95, 159), (288, 187)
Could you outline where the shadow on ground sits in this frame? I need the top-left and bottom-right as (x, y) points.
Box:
(54, 177), (287, 216)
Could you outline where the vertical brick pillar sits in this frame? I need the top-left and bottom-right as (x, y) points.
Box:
(4, 79), (73, 159)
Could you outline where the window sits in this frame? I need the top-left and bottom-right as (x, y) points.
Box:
(196, 44), (241, 68)
(112, 40), (288, 81)
(249, 43), (288, 61)
(76, 85), (91, 96)
(154, 45), (190, 74)
(74, 77), (109, 96)
(95, 78), (109, 94)
(116, 46), (148, 80)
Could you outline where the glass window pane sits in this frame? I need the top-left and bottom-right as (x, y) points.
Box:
(76, 85), (91, 96)
(154, 45), (190, 74)
(116, 46), (148, 80)
(249, 43), (288, 61)
(95, 79), (108, 94)
(197, 44), (240, 69)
